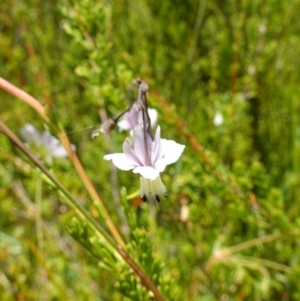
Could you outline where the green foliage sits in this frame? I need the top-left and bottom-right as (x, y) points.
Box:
(1, 0), (300, 300)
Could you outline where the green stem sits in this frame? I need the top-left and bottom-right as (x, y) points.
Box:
(221, 234), (280, 256)
(237, 255), (291, 273)
(0, 76), (125, 248)
(0, 119), (167, 301)
(35, 175), (43, 299)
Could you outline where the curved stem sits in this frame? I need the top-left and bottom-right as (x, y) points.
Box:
(0, 119), (167, 301)
(221, 234), (280, 256)
(0, 76), (125, 247)
(0, 77), (49, 122)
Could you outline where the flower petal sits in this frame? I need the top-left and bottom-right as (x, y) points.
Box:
(42, 131), (61, 149)
(117, 119), (131, 131)
(152, 126), (162, 164)
(41, 131), (76, 158)
(148, 108), (158, 127)
(161, 139), (185, 165)
(49, 145), (69, 158)
(140, 175), (167, 202)
(137, 108), (158, 128)
(213, 112), (224, 126)
(20, 124), (41, 145)
(123, 138), (143, 166)
(133, 125), (152, 166)
(133, 166), (159, 180)
(118, 106), (139, 131)
(154, 158), (167, 173)
(104, 153), (136, 170)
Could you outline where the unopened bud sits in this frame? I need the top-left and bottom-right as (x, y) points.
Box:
(134, 78), (142, 85)
(91, 118), (116, 138)
(100, 118), (116, 133)
(91, 130), (101, 139)
(141, 83), (149, 92)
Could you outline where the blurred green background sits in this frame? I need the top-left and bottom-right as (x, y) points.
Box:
(1, 0), (300, 300)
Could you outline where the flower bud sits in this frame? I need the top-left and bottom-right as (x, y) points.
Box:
(92, 118), (116, 138)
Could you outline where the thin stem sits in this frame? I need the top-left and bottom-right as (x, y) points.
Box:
(57, 130), (125, 247)
(112, 101), (135, 122)
(187, 0), (206, 63)
(118, 246), (167, 301)
(100, 108), (130, 237)
(0, 76), (125, 248)
(0, 77), (49, 122)
(35, 176), (43, 253)
(28, 241), (70, 300)
(0, 116), (167, 301)
(0, 119), (115, 249)
(220, 234), (280, 256)
(237, 255), (291, 273)
(206, 234), (281, 270)
(35, 175), (43, 299)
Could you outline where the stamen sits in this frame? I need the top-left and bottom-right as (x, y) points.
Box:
(139, 176), (167, 206)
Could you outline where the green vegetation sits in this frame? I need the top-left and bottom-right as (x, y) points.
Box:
(1, 0), (300, 300)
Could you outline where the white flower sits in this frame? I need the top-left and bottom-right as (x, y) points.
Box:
(104, 125), (185, 202)
(20, 123), (75, 162)
(213, 112), (224, 126)
(118, 106), (158, 132)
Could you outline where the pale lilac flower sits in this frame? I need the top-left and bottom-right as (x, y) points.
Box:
(20, 123), (75, 162)
(213, 112), (224, 126)
(118, 106), (158, 132)
(104, 125), (185, 203)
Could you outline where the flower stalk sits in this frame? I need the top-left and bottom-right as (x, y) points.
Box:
(0, 76), (125, 247)
(0, 118), (167, 301)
